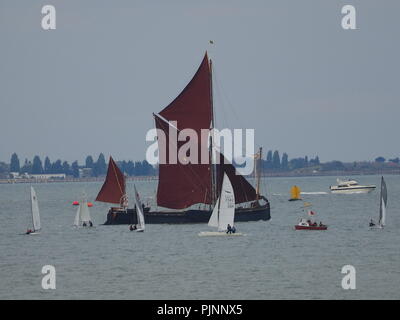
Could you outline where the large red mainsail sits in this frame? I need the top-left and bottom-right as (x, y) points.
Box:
(155, 53), (213, 209)
(95, 156), (126, 205)
(155, 52), (257, 209)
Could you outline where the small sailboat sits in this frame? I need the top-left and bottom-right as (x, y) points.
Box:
(133, 185), (145, 232)
(199, 173), (243, 236)
(74, 194), (93, 227)
(26, 186), (41, 235)
(288, 185), (302, 201)
(370, 176), (387, 229)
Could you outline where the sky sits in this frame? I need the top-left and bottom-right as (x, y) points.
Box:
(0, 0), (399, 164)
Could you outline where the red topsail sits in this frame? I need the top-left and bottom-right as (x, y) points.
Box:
(95, 156), (126, 205)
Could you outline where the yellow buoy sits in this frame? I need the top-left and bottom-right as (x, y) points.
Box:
(289, 185), (302, 201)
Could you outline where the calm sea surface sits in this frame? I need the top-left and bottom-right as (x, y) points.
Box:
(0, 175), (399, 299)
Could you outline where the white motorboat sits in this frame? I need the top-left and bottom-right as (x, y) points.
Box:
(329, 178), (376, 194)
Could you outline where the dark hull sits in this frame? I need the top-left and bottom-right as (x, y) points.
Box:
(103, 203), (271, 225)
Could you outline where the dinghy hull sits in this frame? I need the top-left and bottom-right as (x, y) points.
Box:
(198, 231), (244, 236)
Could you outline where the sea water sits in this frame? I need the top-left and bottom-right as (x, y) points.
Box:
(0, 175), (399, 299)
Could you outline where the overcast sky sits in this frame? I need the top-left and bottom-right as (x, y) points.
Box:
(0, 0), (399, 164)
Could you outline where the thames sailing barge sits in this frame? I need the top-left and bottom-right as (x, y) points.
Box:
(102, 53), (270, 224)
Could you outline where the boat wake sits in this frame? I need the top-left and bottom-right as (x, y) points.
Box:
(300, 192), (328, 195)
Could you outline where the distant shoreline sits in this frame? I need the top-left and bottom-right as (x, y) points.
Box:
(1, 169), (399, 184)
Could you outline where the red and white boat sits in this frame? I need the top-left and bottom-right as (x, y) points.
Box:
(295, 218), (327, 230)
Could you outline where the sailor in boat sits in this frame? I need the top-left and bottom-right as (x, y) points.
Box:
(129, 224), (137, 231)
(82, 222), (87, 227)
(369, 219), (376, 227)
(26, 228), (33, 235)
(226, 224), (233, 234)
(231, 225), (236, 234)
(89, 221), (93, 227)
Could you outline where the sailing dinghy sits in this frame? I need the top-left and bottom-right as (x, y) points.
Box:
(74, 194), (93, 227)
(26, 186), (41, 235)
(199, 173), (243, 236)
(370, 176), (387, 229)
(133, 185), (145, 232)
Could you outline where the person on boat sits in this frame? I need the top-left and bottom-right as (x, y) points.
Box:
(82, 222), (87, 227)
(26, 228), (33, 234)
(89, 221), (93, 227)
(231, 225), (236, 234)
(226, 224), (233, 234)
(369, 219), (375, 227)
(129, 224), (137, 231)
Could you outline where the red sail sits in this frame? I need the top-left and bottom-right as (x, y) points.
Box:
(155, 53), (213, 209)
(216, 152), (258, 204)
(155, 115), (212, 209)
(95, 156), (126, 205)
(159, 53), (212, 133)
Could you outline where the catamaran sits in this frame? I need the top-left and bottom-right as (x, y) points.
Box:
(74, 194), (93, 227)
(26, 186), (41, 235)
(102, 52), (270, 224)
(370, 176), (387, 229)
(199, 173), (243, 236)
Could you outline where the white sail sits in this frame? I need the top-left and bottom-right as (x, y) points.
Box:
(134, 185), (145, 230)
(74, 205), (80, 226)
(379, 176), (387, 227)
(208, 197), (220, 228)
(206, 173), (235, 232)
(217, 173), (235, 231)
(30, 186), (41, 231)
(79, 198), (91, 223)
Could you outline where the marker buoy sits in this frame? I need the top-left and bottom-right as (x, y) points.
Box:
(87, 202), (93, 207)
(72, 201), (79, 206)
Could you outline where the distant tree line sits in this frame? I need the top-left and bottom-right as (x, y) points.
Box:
(2, 152), (399, 179)
(6, 153), (157, 178)
(259, 150), (320, 171)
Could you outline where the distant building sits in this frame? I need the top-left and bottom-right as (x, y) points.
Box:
(79, 168), (92, 178)
(29, 173), (66, 180)
(9, 172), (20, 179)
